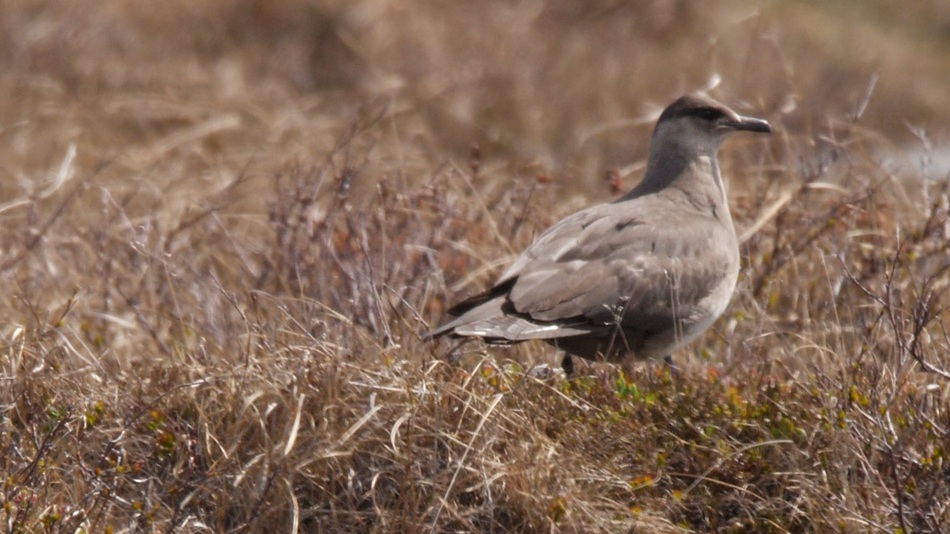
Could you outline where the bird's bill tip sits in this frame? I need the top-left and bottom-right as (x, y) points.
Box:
(733, 115), (772, 134)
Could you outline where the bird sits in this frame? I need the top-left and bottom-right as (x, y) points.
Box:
(424, 95), (771, 375)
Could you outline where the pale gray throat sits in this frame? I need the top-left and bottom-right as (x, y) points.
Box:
(620, 139), (725, 209)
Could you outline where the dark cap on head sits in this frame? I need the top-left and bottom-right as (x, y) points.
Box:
(657, 95), (771, 134)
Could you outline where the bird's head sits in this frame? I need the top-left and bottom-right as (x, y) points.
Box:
(651, 95), (771, 157)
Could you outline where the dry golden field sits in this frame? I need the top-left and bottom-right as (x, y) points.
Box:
(2, 1), (950, 532)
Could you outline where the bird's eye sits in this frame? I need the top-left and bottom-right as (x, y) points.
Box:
(695, 108), (721, 122)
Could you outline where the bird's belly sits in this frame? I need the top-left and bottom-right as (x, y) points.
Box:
(652, 267), (738, 356)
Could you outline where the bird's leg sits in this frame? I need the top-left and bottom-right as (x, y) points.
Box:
(663, 354), (680, 378)
(561, 354), (574, 377)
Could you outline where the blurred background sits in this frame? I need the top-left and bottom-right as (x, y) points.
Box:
(3, 3), (950, 531)
(2, 0), (949, 200)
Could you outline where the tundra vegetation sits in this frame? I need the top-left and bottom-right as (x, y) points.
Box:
(2, 1), (949, 532)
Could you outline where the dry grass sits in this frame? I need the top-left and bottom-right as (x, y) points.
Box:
(2, 1), (950, 532)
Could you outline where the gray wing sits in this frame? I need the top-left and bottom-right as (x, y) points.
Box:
(427, 198), (736, 342)
(501, 199), (736, 332)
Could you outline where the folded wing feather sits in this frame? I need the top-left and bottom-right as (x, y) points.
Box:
(429, 197), (734, 343)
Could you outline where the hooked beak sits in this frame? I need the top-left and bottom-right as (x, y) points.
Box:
(731, 115), (772, 134)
